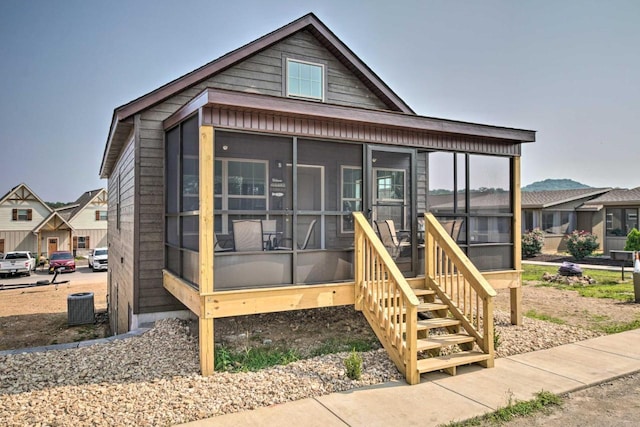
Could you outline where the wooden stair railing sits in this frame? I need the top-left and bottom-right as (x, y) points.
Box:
(353, 212), (421, 384)
(422, 212), (496, 373)
(353, 212), (496, 385)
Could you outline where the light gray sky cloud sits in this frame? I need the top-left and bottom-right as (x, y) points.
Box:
(1, 0), (638, 201)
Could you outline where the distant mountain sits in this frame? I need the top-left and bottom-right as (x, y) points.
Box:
(522, 179), (591, 192)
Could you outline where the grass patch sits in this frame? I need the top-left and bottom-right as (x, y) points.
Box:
(214, 346), (300, 372)
(442, 390), (562, 426)
(522, 264), (635, 302)
(525, 309), (566, 325)
(310, 336), (378, 357)
(598, 319), (640, 334)
(575, 284), (634, 301)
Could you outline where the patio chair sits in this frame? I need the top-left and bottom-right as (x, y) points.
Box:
(438, 219), (463, 242)
(375, 219), (410, 259)
(261, 219), (278, 250)
(275, 219), (317, 250)
(214, 234), (233, 252)
(232, 220), (264, 252)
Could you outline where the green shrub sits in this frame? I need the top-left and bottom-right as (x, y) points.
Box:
(344, 349), (363, 380)
(522, 228), (544, 258)
(566, 230), (599, 260)
(624, 228), (640, 251)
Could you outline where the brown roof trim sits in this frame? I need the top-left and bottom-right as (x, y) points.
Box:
(164, 88), (537, 142)
(114, 14), (412, 122)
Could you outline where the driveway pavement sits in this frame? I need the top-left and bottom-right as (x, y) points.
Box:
(0, 264), (106, 287)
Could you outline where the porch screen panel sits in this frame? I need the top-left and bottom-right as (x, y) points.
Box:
(164, 115), (200, 287)
(296, 139), (362, 284)
(213, 131), (294, 290)
(428, 152), (514, 271)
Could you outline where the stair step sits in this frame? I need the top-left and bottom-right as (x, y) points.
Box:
(398, 302), (449, 316)
(416, 333), (476, 351)
(418, 302), (448, 312)
(377, 288), (435, 299)
(402, 318), (461, 332)
(419, 317), (461, 329)
(412, 288), (435, 297)
(417, 351), (491, 373)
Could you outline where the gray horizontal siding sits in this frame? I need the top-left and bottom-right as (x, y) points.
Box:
(108, 136), (136, 334)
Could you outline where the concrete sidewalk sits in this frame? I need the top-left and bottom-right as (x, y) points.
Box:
(180, 329), (640, 426)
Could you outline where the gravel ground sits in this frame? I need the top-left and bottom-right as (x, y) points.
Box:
(0, 313), (604, 426)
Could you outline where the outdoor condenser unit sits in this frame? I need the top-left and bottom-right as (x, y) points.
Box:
(67, 292), (95, 326)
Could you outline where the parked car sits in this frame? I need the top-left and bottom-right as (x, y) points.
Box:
(48, 251), (76, 274)
(0, 251), (37, 277)
(88, 247), (108, 272)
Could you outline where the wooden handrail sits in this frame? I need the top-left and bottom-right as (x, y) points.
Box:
(353, 212), (420, 384)
(424, 213), (495, 362)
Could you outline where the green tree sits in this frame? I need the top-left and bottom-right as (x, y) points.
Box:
(624, 228), (640, 251)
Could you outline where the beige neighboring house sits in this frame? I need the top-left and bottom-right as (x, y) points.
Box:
(0, 183), (108, 258)
(55, 188), (108, 257)
(0, 183), (54, 255)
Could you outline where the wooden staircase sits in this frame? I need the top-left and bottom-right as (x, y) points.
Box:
(410, 288), (491, 376)
(353, 212), (496, 385)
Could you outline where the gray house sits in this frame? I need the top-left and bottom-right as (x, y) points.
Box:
(521, 188), (611, 253)
(579, 187), (640, 253)
(99, 14), (535, 383)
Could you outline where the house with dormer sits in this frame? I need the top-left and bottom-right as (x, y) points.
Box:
(100, 13), (535, 383)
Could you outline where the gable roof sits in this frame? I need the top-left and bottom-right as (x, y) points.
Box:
(56, 188), (107, 222)
(521, 188), (612, 209)
(33, 211), (74, 233)
(100, 13), (413, 178)
(0, 183), (53, 213)
(579, 187), (640, 209)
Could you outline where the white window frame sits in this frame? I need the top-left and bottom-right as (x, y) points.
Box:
(341, 166), (362, 234)
(286, 58), (325, 101)
(215, 158), (269, 234)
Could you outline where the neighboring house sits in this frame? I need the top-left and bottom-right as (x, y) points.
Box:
(521, 188), (611, 253)
(578, 187), (640, 254)
(0, 183), (108, 257)
(56, 188), (108, 257)
(99, 13), (535, 379)
(0, 183), (54, 254)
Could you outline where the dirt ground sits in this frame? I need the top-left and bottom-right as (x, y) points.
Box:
(0, 267), (109, 350)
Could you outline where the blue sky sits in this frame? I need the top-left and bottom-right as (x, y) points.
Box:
(1, 0), (638, 202)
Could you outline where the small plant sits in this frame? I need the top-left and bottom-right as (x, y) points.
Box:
(493, 330), (501, 350)
(344, 348), (363, 380)
(566, 230), (599, 260)
(522, 228), (544, 258)
(624, 228), (640, 252)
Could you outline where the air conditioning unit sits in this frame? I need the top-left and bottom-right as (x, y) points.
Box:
(67, 292), (95, 325)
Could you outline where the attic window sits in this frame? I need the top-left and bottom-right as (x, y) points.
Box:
(286, 59), (324, 101)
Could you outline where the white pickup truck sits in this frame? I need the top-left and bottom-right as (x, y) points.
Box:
(0, 251), (37, 277)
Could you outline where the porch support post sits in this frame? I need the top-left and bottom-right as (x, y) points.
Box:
(511, 156), (522, 325)
(199, 124), (215, 376)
